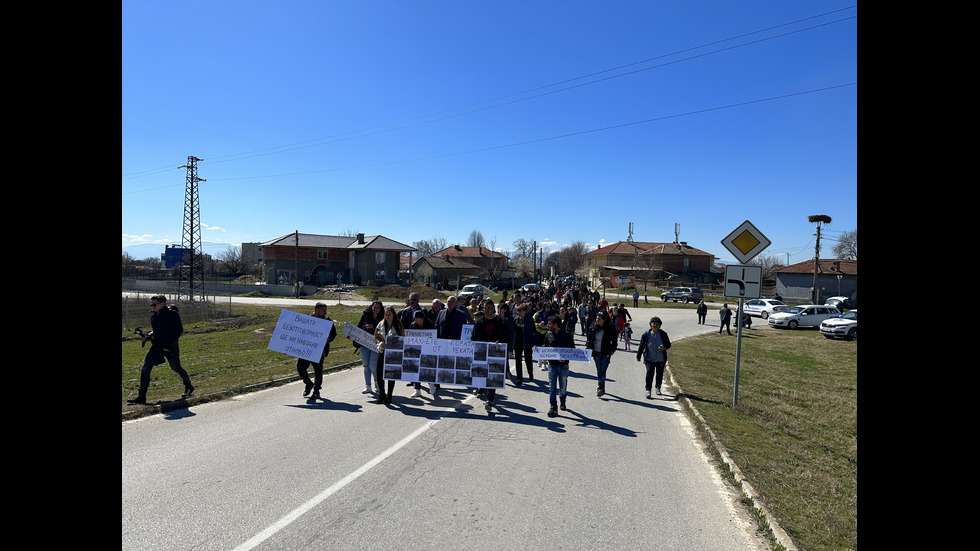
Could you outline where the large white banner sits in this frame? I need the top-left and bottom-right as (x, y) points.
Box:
(267, 310), (335, 363)
(382, 335), (509, 389)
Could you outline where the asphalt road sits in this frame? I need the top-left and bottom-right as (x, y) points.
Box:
(122, 299), (768, 551)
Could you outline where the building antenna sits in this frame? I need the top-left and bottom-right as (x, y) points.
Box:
(177, 156), (206, 301)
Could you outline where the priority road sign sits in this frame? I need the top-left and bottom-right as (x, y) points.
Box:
(721, 220), (771, 264)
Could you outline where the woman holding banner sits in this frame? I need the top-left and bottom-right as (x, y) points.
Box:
(356, 301), (384, 395)
(373, 306), (404, 405)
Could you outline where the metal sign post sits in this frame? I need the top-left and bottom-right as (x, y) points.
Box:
(721, 221), (770, 407)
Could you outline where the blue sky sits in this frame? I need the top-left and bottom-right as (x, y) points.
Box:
(122, 1), (857, 265)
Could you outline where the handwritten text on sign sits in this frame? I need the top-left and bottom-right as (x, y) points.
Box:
(532, 347), (592, 362)
(268, 310), (335, 363)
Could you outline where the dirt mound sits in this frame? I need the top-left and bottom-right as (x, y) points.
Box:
(376, 284), (447, 301)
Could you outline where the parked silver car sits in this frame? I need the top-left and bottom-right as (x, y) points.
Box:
(458, 284), (485, 302)
(767, 304), (841, 329)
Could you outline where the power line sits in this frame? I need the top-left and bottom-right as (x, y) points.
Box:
(123, 81), (855, 192)
(122, 6), (856, 182)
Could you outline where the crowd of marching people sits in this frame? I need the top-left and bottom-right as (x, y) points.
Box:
(127, 283), (673, 415)
(343, 277), (669, 416)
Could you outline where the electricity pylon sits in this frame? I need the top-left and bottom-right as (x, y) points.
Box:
(177, 156), (206, 301)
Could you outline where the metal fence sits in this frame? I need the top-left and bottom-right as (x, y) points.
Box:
(122, 292), (232, 331)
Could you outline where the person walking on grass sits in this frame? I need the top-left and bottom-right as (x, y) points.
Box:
(128, 295), (194, 405)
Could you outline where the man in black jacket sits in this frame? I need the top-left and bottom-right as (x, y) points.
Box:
(128, 295), (194, 405)
(297, 302), (338, 401)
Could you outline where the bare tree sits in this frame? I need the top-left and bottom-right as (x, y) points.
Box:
(749, 254), (783, 285)
(412, 236), (448, 258)
(557, 241), (588, 275)
(832, 229), (857, 259)
(512, 238), (534, 259)
(479, 236), (506, 285)
(467, 230), (486, 249)
(216, 245), (248, 276)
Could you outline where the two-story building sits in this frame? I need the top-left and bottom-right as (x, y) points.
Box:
(583, 240), (718, 286)
(257, 232), (416, 286)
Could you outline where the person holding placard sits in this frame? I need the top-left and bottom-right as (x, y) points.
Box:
(472, 299), (510, 413)
(356, 301), (384, 394)
(297, 302), (337, 401)
(543, 317), (575, 417)
(409, 310), (437, 398)
(373, 306), (404, 405)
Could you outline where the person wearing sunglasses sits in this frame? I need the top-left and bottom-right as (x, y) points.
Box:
(127, 295), (194, 405)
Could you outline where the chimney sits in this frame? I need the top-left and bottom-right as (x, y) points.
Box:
(357, 233), (365, 244)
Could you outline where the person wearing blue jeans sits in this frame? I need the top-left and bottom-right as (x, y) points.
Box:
(543, 317), (575, 417)
(586, 311), (618, 397)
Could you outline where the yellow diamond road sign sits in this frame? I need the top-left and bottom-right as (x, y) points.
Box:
(721, 220), (771, 264)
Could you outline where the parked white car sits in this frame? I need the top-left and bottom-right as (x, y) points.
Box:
(767, 304), (841, 329)
(743, 298), (788, 319)
(820, 309), (857, 340)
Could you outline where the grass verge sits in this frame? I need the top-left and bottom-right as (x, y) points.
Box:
(122, 303), (369, 415)
(667, 327), (857, 551)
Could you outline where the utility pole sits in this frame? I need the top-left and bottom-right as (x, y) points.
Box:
(177, 156), (205, 301)
(808, 215), (832, 304)
(294, 230), (300, 298)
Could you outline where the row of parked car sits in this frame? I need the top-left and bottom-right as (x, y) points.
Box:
(741, 296), (857, 341)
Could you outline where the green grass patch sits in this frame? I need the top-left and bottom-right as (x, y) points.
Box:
(122, 303), (369, 409)
(668, 328), (857, 551)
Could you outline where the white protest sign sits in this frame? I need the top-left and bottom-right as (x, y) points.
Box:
(405, 329), (437, 338)
(267, 310), (334, 363)
(532, 347), (591, 362)
(342, 323), (377, 349)
(379, 335), (507, 389)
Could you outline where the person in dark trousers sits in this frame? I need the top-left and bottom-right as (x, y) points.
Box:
(719, 304), (733, 335)
(408, 309), (437, 398)
(128, 295), (194, 405)
(472, 299), (510, 413)
(373, 306), (404, 405)
(696, 300), (708, 325)
(513, 303), (537, 384)
(543, 317), (576, 417)
(297, 302), (338, 401)
(636, 316), (671, 398)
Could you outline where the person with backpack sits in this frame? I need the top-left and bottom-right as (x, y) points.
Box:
(128, 295), (194, 405)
